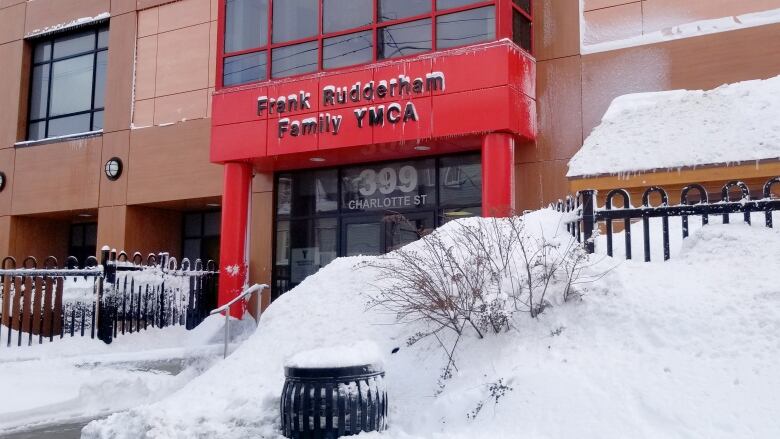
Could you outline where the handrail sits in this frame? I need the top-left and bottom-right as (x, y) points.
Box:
(210, 283), (269, 358)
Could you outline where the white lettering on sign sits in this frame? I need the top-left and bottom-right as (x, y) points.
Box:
(347, 194), (428, 210)
(357, 166), (417, 197)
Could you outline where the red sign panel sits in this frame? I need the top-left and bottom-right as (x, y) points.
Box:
(211, 40), (536, 169)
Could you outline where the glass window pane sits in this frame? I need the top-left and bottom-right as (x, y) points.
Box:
(225, 0), (268, 52)
(323, 0), (373, 33)
(183, 239), (202, 262)
(49, 55), (95, 117)
(287, 170), (338, 216)
(84, 224), (98, 246)
(29, 65), (50, 120)
(33, 42), (51, 63)
(92, 110), (104, 130)
(275, 220), (290, 264)
(71, 225), (84, 246)
(48, 113), (91, 137)
(323, 30), (373, 69)
(439, 154), (481, 206)
(437, 0), (480, 9)
(437, 6), (495, 49)
(97, 28), (109, 49)
(513, 8), (532, 52)
(289, 218), (337, 283)
(53, 30), (96, 59)
(223, 51), (267, 86)
(184, 213), (203, 237)
(345, 222), (381, 256)
(342, 159), (436, 212)
(378, 0), (431, 22)
(28, 121), (46, 140)
(277, 175), (292, 215)
(513, 0), (531, 13)
(272, 0), (318, 43)
(272, 41), (318, 78)
(379, 19), (432, 59)
(203, 211), (222, 236)
(94, 50), (108, 108)
(441, 206), (481, 223)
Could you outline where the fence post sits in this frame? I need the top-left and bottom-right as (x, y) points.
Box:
(581, 190), (596, 254)
(97, 247), (112, 343)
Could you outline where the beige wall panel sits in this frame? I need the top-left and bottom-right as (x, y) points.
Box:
(127, 119), (222, 204)
(124, 205), (182, 257)
(155, 23), (210, 96)
(0, 0), (25, 9)
(252, 172), (273, 193)
(0, 148), (15, 216)
(97, 205), (127, 250)
(135, 36), (158, 100)
(582, 23), (780, 136)
(24, 0), (109, 35)
(0, 3), (25, 44)
(0, 41), (24, 148)
(0, 216), (10, 258)
(100, 131), (130, 207)
(10, 216), (70, 263)
(515, 161), (543, 213)
(158, 0), (210, 33)
(12, 137), (102, 215)
(642, 0), (780, 33)
(137, 7), (159, 37)
(540, 159), (571, 203)
(133, 99), (155, 127)
(137, 0), (180, 11)
(208, 20), (217, 88)
(206, 87), (214, 118)
(104, 12), (138, 133)
(528, 55), (583, 164)
(583, 2), (643, 45)
(210, 0), (218, 20)
(584, 0), (639, 11)
(111, 0), (137, 15)
(153, 89), (208, 125)
(534, 0), (581, 61)
(248, 191), (273, 291)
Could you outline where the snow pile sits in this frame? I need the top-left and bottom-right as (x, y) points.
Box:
(84, 210), (780, 438)
(568, 74), (780, 177)
(286, 340), (383, 369)
(0, 314), (256, 433)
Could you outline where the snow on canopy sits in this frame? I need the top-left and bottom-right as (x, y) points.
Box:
(567, 74), (780, 178)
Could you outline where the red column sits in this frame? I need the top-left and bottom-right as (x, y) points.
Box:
(482, 133), (515, 217)
(218, 162), (253, 318)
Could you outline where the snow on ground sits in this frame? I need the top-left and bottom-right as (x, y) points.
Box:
(0, 314), (256, 434)
(567, 74), (780, 178)
(84, 210), (780, 439)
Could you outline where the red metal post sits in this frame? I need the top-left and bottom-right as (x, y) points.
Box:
(481, 132), (515, 217)
(218, 162), (253, 318)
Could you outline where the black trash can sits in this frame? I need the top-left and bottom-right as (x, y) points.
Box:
(281, 363), (387, 438)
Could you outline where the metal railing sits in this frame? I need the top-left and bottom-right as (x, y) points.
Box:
(210, 283), (269, 358)
(556, 177), (780, 261)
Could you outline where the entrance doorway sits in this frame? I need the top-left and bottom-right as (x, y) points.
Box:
(273, 153), (481, 297)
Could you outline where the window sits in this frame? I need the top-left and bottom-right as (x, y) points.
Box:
(221, 0), (530, 87)
(27, 25), (108, 141)
(511, 0), (532, 52)
(182, 211), (221, 264)
(272, 154), (481, 297)
(69, 223), (97, 265)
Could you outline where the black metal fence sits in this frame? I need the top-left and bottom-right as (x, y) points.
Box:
(556, 177), (780, 261)
(0, 249), (218, 347)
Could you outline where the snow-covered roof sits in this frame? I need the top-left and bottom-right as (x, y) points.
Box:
(567, 74), (780, 178)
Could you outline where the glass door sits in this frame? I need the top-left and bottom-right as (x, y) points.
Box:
(384, 211), (435, 252)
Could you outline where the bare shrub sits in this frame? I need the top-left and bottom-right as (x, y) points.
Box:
(364, 213), (600, 375)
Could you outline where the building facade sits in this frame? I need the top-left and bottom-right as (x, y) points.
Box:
(0, 0), (779, 307)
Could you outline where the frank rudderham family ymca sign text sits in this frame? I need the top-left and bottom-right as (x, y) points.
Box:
(256, 72), (446, 138)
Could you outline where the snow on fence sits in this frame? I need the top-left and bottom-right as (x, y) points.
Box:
(0, 249), (218, 347)
(556, 177), (780, 261)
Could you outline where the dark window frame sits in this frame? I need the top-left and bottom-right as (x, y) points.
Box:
(218, 0), (532, 88)
(181, 210), (222, 265)
(26, 24), (109, 141)
(69, 222), (98, 264)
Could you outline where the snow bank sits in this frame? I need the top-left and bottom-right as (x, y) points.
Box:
(84, 211), (780, 438)
(568, 74), (780, 177)
(286, 340), (383, 369)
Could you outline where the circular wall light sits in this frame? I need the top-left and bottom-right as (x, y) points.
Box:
(104, 157), (123, 181)
(414, 145), (431, 151)
(309, 157), (326, 163)
(0, 172), (5, 192)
